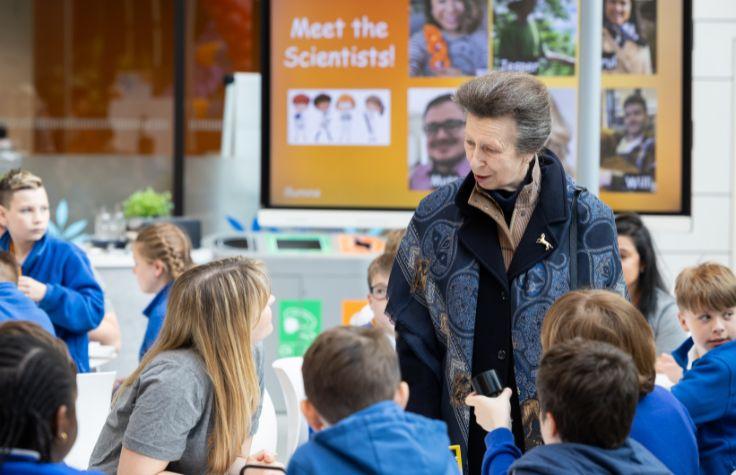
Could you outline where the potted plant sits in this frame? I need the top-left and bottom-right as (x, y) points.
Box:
(122, 187), (173, 230)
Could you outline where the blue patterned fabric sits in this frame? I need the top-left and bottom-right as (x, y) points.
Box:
(387, 150), (625, 470)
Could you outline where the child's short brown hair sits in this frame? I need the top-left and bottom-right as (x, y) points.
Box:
(541, 289), (656, 396)
(537, 338), (639, 449)
(0, 251), (19, 284)
(0, 169), (43, 207)
(302, 326), (400, 424)
(367, 253), (394, 289)
(675, 262), (736, 313)
(382, 228), (406, 257)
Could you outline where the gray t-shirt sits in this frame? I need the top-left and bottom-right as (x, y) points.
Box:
(89, 345), (264, 474)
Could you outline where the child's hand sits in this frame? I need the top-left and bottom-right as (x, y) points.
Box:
(243, 450), (284, 474)
(655, 353), (683, 384)
(228, 451), (284, 475)
(18, 276), (47, 302)
(465, 388), (513, 432)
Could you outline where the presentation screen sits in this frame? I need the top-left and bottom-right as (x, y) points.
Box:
(263, 0), (691, 214)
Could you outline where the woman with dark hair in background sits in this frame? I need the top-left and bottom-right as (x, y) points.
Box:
(0, 327), (101, 474)
(616, 212), (686, 354)
(409, 0), (488, 77)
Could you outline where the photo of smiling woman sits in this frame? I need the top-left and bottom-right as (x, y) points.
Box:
(408, 89), (471, 190)
(408, 0), (488, 77)
(602, 0), (656, 74)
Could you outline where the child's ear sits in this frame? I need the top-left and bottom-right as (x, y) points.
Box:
(0, 205), (8, 227)
(677, 311), (690, 333)
(153, 260), (166, 278)
(300, 400), (325, 431)
(394, 381), (410, 409)
(540, 410), (561, 444)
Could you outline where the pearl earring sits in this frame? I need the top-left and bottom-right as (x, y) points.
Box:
(59, 432), (68, 441)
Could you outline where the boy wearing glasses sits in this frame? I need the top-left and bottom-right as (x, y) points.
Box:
(364, 253), (395, 346)
(409, 94), (470, 191)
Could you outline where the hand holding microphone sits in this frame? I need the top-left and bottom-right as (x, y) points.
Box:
(465, 369), (513, 432)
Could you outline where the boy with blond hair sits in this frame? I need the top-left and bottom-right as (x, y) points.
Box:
(657, 262), (736, 474)
(0, 169), (103, 372)
(287, 326), (458, 474)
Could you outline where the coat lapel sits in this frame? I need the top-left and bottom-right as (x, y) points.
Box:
(507, 152), (570, 282)
(458, 212), (508, 291)
(455, 174), (509, 290)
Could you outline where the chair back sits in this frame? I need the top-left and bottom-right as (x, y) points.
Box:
(65, 371), (116, 469)
(272, 357), (309, 458)
(251, 388), (278, 454)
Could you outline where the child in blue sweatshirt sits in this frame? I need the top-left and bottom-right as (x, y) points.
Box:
(466, 338), (670, 475)
(656, 262), (736, 475)
(285, 326), (459, 475)
(131, 222), (192, 360)
(0, 251), (54, 335)
(0, 169), (103, 372)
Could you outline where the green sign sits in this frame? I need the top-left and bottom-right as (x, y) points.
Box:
(278, 300), (322, 357)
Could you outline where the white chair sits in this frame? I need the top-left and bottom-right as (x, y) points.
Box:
(65, 371), (116, 469)
(251, 388), (278, 454)
(272, 357), (309, 458)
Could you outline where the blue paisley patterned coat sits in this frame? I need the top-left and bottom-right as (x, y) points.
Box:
(386, 150), (626, 474)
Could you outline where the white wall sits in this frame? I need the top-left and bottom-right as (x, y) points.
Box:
(647, 1), (736, 287)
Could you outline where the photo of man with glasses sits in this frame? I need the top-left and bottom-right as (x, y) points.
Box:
(409, 93), (471, 190)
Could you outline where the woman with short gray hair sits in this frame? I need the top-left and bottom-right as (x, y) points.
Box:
(387, 71), (626, 474)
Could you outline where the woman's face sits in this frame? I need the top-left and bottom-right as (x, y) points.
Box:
(431, 0), (465, 33)
(605, 0), (632, 26)
(464, 113), (533, 192)
(617, 235), (642, 290)
(252, 294), (275, 343)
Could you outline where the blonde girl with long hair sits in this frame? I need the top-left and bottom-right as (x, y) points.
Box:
(89, 257), (275, 475)
(132, 222), (193, 360)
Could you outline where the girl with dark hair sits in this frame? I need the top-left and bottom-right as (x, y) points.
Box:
(616, 212), (686, 353)
(0, 330), (100, 474)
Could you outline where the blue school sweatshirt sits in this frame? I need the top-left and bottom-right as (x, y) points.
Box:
(0, 451), (103, 474)
(630, 385), (699, 475)
(0, 232), (104, 373)
(481, 428), (670, 475)
(138, 281), (172, 360)
(0, 282), (55, 335)
(671, 338), (736, 475)
(672, 337), (695, 371)
(286, 401), (459, 475)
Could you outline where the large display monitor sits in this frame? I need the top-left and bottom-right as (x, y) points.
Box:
(262, 0), (691, 216)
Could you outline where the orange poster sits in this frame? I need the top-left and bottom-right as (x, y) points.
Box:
(267, 0), (687, 214)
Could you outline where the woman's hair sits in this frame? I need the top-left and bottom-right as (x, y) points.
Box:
(134, 222), (193, 280)
(0, 331), (76, 462)
(117, 257), (269, 474)
(455, 72), (551, 155)
(423, 0), (483, 34)
(541, 289), (656, 397)
(615, 212), (667, 319)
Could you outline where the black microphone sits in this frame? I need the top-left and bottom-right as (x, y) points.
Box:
(471, 369), (503, 397)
